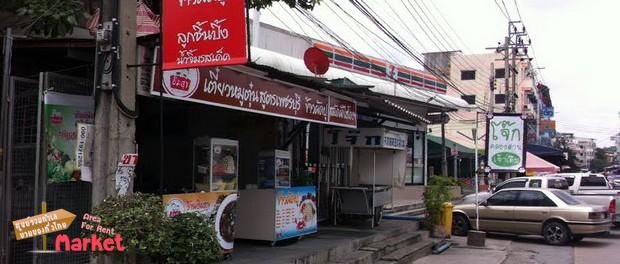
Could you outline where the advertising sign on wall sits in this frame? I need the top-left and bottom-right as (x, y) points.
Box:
(275, 186), (317, 241)
(162, 0), (248, 70)
(324, 128), (408, 150)
(152, 67), (357, 128)
(485, 113), (527, 172)
(163, 192), (238, 253)
(44, 92), (95, 183)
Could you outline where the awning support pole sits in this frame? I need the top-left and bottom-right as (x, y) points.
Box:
(372, 149), (376, 229)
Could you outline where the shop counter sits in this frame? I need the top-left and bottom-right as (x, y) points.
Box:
(236, 186), (317, 243)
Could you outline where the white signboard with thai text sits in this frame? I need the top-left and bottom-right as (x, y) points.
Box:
(485, 113), (527, 172)
(324, 128), (407, 150)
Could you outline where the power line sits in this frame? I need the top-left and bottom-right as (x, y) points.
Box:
(494, 0), (510, 21)
(501, 0), (512, 21)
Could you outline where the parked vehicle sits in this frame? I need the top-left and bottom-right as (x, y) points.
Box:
(606, 175), (620, 189)
(545, 173), (620, 226)
(459, 176), (568, 204)
(452, 188), (612, 245)
(546, 173), (613, 193)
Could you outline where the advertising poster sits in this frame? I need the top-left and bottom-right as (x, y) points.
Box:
(44, 92), (95, 183)
(275, 186), (317, 241)
(210, 138), (238, 192)
(162, 0), (248, 70)
(163, 192), (238, 253)
(485, 113), (527, 172)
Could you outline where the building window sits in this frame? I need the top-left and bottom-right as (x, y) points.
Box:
(495, 94), (506, 104)
(461, 70), (476, 80)
(495, 68), (506, 79)
(461, 95), (476, 105)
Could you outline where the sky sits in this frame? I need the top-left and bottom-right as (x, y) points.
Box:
(259, 0), (620, 147)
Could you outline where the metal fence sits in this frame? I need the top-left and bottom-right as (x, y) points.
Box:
(7, 77), (39, 264)
(4, 73), (93, 264)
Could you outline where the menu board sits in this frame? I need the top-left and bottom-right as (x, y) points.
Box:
(163, 192), (237, 253)
(275, 186), (317, 241)
(210, 138), (238, 192)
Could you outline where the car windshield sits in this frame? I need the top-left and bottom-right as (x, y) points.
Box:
(551, 190), (581, 205)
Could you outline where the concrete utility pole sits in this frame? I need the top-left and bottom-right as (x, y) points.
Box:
(92, 0), (137, 205)
(492, 21), (530, 113)
(441, 112), (448, 176)
(503, 36), (510, 113)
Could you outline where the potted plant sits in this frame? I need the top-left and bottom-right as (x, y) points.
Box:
(423, 176), (457, 238)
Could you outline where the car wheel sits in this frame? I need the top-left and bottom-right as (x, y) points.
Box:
(452, 213), (469, 236)
(543, 222), (570, 245)
(571, 235), (584, 242)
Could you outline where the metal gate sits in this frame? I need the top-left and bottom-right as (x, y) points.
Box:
(318, 146), (351, 223)
(5, 77), (40, 264)
(2, 73), (92, 264)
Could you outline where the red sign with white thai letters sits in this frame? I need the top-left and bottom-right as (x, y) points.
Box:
(162, 0), (248, 70)
(152, 67), (357, 128)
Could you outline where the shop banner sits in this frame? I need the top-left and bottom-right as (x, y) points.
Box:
(163, 192), (237, 253)
(44, 92), (95, 183)
(329, 96), (357, 128)
(152, 67), (357, 128)
(275, 186), (317, 241)
(485, 113), (527, 172)
(324, 128), (408, 150)
(162, 0), (248, 70)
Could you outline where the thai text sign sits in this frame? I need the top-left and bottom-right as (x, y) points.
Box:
(152, 67), (357, 128)
(12, 209), (76, 240)
(324, 128), (408, 150)
(275, 186), (317, 241)
(162, 0), (248, 70)
(485, 113), (526, 172)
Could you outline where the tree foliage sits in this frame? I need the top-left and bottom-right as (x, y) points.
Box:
(589, 148), (610, 172)
(14, 0), (88, 38)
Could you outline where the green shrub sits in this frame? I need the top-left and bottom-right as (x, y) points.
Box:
(87, 193), (222, 263)
(165, 213), (222, 264)
(87, 193), (172, 261)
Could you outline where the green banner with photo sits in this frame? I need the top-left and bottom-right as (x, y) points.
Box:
(44, 92), (94, 183)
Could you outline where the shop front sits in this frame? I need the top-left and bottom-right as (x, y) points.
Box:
(135, 65), (357, 251)
(323, 127), (408, 227)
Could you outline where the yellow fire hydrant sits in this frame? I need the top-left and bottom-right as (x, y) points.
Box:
(442, 202), (454, 238)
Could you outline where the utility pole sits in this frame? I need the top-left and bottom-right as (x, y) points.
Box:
(490, 22), (530, 114)
(489, 62), (496, 113)
(503, 36), (510, 113)
(441, 111), (448, 176)
(93, 0), (137, 206)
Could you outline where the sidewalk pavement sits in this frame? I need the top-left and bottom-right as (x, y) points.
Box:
(414, 234), (511, 264)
